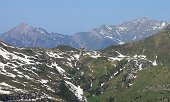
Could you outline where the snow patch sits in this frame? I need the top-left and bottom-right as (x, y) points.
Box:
(90, 51), (101, 58)
(46, 51), (63, 58)
(114, 71), (119, 76)
(0, 89), (11, 94)
(101, 83), (105, 87)
(105, 36), (113, 39)
(132, 36), (136, 40)
(51, 62), (65, 75)
(117, 39), (124, 45)
(161, 22), (167, 28)
(153, 55), (157, 66)
(116, 26), (127, 31)
(129, 83), (133, 86)
(99, 30), (104, 35)
(74, 54), (80, 60)
(139, 64), (142, 70)
(0, 82), (13, 88)
(65, 81), (87, 102)
(116, 51), (126, 58)
(116, 30), (121, 36)
(40, 79), (48, 84)
(106, 25), (113, 30)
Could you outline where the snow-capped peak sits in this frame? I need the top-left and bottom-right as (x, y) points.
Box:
(161, 22), (167, 28)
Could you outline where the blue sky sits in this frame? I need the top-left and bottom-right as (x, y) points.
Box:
(0, 0), (170, 35)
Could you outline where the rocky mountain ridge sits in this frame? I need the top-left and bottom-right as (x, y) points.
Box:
(0, 17), (168, 50)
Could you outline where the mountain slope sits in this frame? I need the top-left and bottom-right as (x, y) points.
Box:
(102, 24), (170, 64)
(72, 17), (168, 50)
(0, 41), (87, 102)
(0, 18), (168, 50)
(92, 25), (170, 102)
(0, 39), (157, 102)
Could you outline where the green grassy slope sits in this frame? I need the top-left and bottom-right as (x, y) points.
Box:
(88, 64), (170, 102)
(87, 26), (170, 102)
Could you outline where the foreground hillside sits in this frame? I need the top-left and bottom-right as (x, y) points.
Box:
(98, 26), (170, 102)
(0, 26), (170, 102)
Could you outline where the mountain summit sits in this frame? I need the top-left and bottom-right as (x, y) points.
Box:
(0, 18), (168, 50)
(6, 23), (49, 36)
(0, 23), (74, 48)
(15, 23), (32, 32)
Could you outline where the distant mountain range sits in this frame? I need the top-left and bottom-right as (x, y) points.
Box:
(0, 17), (168, 50)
